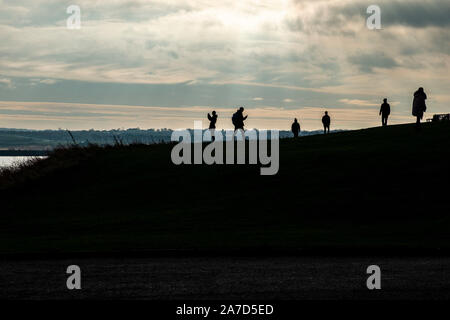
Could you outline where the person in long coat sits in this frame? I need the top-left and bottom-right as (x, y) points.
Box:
(412, 87), (427, 127)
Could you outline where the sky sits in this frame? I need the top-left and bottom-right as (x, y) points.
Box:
(0, 0), (449, 130)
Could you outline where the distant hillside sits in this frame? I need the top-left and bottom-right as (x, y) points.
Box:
(0, 128), (173, 150)
(1, 122), (449, 255)
(0, 128), (342, 150)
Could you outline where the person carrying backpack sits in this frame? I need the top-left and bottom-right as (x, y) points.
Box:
(232, 107), (248, 131)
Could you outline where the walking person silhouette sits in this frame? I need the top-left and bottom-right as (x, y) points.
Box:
(232, 107), (248, 131)
(412, 87), (427, 129)
(291, 118), (300, 138)
(379, 98), (391, 126)
(207, 110), (218, 141)
(322, 111), (331, 134)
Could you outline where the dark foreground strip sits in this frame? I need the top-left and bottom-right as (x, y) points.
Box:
(0, 150), (48, 156)
(0, 301), (445, 319)
(2, 247), (450, 261)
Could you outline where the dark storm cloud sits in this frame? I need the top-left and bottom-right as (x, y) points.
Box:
(381, 0), (450, 28)
(336, 0), (450, 28)
(286, 0), (450, 34)
(347, 53), (399, 73)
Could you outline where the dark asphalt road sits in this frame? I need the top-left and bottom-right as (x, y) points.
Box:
(1, 256), (449, 300)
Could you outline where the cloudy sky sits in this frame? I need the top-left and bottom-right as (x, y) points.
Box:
(0, 0), (449, 130)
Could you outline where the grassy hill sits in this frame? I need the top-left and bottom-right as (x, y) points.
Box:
(1, 122), (450, 255)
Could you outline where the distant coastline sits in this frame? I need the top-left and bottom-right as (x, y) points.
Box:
(0, 150), (49, 157)
(0, 128), (345, 151)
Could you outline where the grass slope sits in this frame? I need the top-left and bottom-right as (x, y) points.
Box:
(1, 122), (450, 255)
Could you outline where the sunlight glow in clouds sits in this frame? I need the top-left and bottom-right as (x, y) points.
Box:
(0, 0), (449, 130)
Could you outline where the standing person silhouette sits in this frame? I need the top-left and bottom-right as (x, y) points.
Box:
(291, 118), (300, 138)
(207, 110), (218, 141)
(379, 98), (391, 126)
(412, 87), (427, 129)
(232, 107), (248, 131)
(322, 111), (331, 134)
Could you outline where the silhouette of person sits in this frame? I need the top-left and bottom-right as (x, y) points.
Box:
(412, 87), (427, 128)
(322, 111), (331, 134)
(207, 110), (218, 141)
(379, 98), (391, 126)
(291, 118), (300, 138)
(232, 107), (248, 131)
